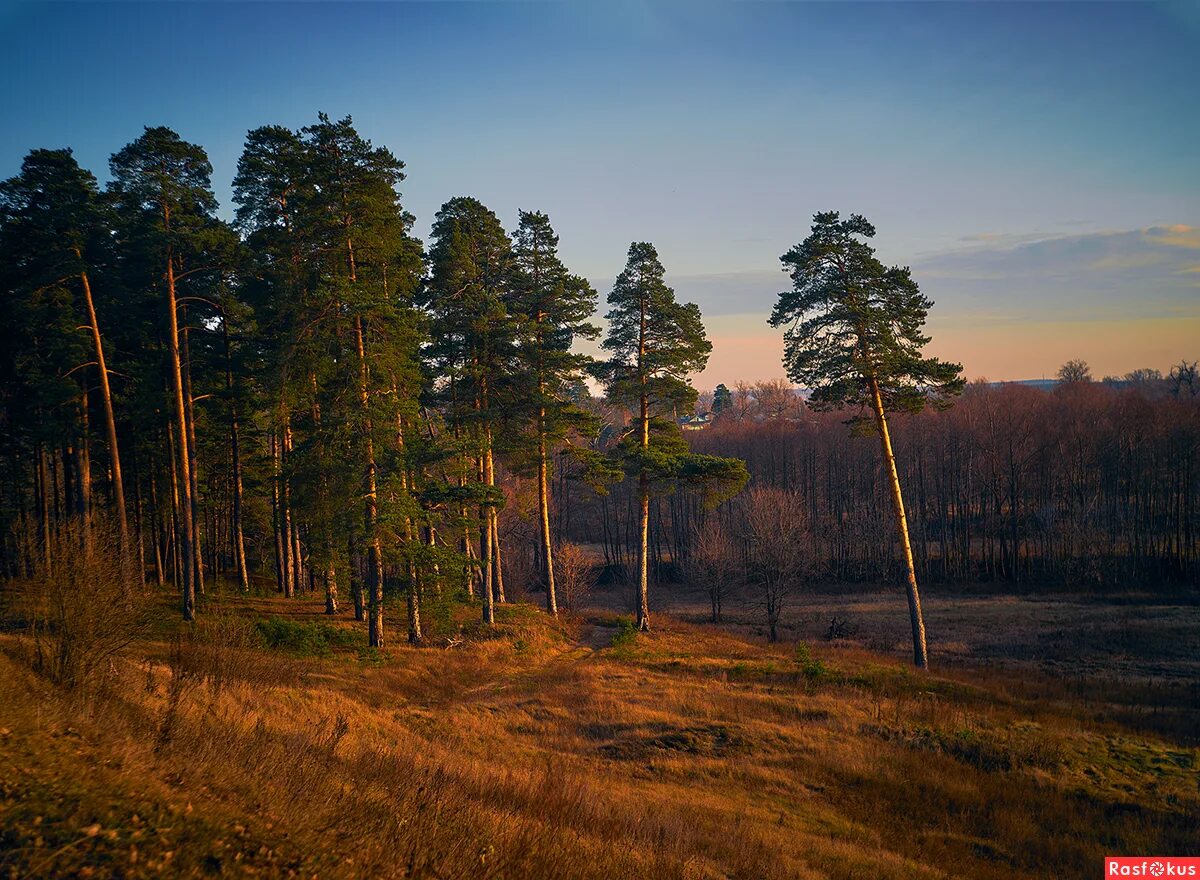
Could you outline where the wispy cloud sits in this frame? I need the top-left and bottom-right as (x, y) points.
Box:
(914, 224), (1200, 319)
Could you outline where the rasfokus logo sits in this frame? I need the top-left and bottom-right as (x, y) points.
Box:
(1106, 858), (1200, 877)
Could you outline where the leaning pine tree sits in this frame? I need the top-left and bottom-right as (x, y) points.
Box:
(769, 212), (964, 668)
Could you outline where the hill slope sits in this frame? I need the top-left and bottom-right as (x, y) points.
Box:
(1, 594), (1196, 879)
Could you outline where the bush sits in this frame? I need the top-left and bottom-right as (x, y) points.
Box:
(793, 642), (827, 681)
(610, 617), (639, 649)
(8, 521), (146, 689)
(254, 616), (359, 657)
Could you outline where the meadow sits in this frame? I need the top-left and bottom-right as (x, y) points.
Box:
(2, 580), (1196, 879)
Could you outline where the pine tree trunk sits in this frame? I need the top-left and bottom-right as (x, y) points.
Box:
(282, 423), (297, 598)
(637, 472), (651, 631)
(396, 420), (422, 644)
(489, 445), (504, 604)
(222, 317), (250, 593)
(636, 387), (651, 631)
(148, 456), (165, 588)
(180, 310), (204, 596)
(355, 316), (385, 647)
(325, 548), (338, 615)
(270, 429), (285, 593)
(78, 264), (133, 586)
(869, 376), (929, 669)
(478, 392), (494, 625)
(75, 391), (92, 555)
(538, 425), (557, 615)
(165, 254), (196, 619)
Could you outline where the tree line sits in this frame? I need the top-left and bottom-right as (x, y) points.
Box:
(0, 115), (747, 647)
(8, 118), (1181, 669)
(668, 371), (1200, 592)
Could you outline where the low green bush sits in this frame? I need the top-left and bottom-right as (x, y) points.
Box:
(254, 617), (360, 657)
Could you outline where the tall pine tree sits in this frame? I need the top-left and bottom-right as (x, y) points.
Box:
(769, 211), (964, 668)
(508, 210), (599, 616)
(600, 242), (746, 631)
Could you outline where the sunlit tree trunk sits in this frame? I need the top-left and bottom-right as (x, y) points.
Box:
(78, 262), (133, 586)
(869, 376), (929, 669)
(538, 421), (557, 615)
(635, 299), (651, 631)
(180, 306), (204, 596)
(355, 315), (385, 647)
(490, 447), (505, 604)
(165, 252), (196, 620)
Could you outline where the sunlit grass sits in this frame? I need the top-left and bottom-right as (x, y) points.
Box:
(0, 591), (1196, 879)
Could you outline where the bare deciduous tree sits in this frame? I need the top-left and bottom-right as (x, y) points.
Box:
(685, 517), (739, 623)
(740, 487), (817, 642)
(554, 542), (597, 613)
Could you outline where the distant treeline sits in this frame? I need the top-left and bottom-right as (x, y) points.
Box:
(643, 378), (1198, 590)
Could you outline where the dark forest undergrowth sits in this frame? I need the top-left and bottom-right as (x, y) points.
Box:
(1, 586), (1197, 880)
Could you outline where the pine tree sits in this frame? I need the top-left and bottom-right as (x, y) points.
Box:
(424, 197), (515, 625)
(712, 383), (733, 416)
(507, 210), (599, 616)
(0, 149), (133, 583)
(232, 124), (309, 602)
(600, 242), (746, 631)
(109, 127), (232, 620)
(769, 211), (964, 668)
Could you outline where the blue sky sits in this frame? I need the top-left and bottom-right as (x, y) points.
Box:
(1, 1), (1197, 383)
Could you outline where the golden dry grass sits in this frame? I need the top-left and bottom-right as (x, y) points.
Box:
(1, 589), (1196, 879)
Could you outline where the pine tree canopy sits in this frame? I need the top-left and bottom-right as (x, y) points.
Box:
(769, 211), (964, 415)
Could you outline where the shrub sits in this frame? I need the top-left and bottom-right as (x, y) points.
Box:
(610, 617), (638, 650)
(254, 616), (359, 657)
(555, 542), (597, 613)
(793, 642), (827, 681)
(7, 521), (146, 689)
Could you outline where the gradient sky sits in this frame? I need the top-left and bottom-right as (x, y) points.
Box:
(2, 1), (1197, 386)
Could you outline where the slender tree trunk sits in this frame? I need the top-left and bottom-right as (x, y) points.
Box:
(222, 317), (250, 593)
(180, 308), (204, 596)
(487, 443), (505, 604)
(270, 429), (285, 593)
(165, 253), (196, 620)
(478, 386), (494, 625)
(355, 316), (385, 647)
(75, 391), (92, 555)
(869, 376), (928, 668)
(148, 453), (165, 588)
(282, 423), (297, 598)
(637, 472), (650, 631)
(538, 424), (557, 615)
(78, 264), (133, 585)
(325, 551), (338, 615)
(396, 417), (422, 643)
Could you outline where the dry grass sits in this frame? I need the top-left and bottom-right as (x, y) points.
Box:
(1, 585), (1197, 879)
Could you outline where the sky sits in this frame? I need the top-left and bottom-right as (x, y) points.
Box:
(1, 0), (1197, 386)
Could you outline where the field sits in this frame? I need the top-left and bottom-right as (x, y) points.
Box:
(1, 583), (1197, 879)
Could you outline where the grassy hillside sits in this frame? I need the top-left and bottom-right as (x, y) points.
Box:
(1, 589), (1196, 879)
